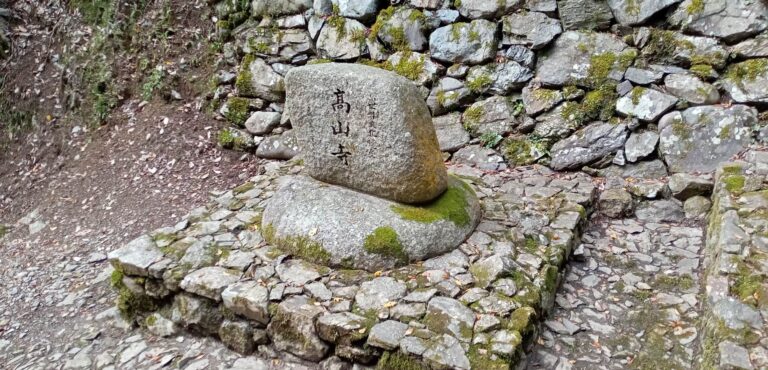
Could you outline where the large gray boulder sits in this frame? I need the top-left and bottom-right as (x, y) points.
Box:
(465, 62), (533, 95)
(433, 113), (470, 152)
(108, 235), (164, 277)
(607, 0), (681, 26)
(670, 0), (768, 43)
(550, 122), (628, 170)
(556, 0), (614, 30)
(261, 175), (481, 271)
(267, 296), (329, 361)
(285, 63), (447, 203)
(374, 7), (428, 51)
(462, 96), (523, 137)
(502, 11), (562, 49)
(535, 31), (635, 87)
(731, 33), (768, 59)
(429, 20), (498, 65)
(658, 105), (757, 173)
(721, 59), (768, 104)
(316, 18), (368, 61)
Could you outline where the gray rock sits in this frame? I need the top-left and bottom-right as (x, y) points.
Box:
(334, 0), (381, 21)
(599, 188), (634, 218)
(504, 45), (536, 68)
(462, 95), (523, 137)
(180, 267), (241, 301)
(375, 7), (427, 51)
(306, 282), (333, 301)
(316, 18), (367, 61)
(635, 200), (684, 223)
(410, 0), (444, 9)
(607, 0), (681, 26)
(316, 312), (369, 343)
(667, 173), (713, 200)
(532, 102), (580, 140)
(429, 20), (498, 65)
(670, 0), (767, 43)
(238, 26), (313, 63)
(422, 334), (471, 370)
(683, 195), (711, 219)
(624, 131), (658, 163)
(664, 73), (719, 105)
(599, 159), (668, 179)
(387, 51), (444, 86)
(731, 32), (768, 59)
(425, 296), (476, 343)
(527, 0), (557, 12)
(719, 341), (754, 370)
(219, 320), (255, 354)
(237, 57), (285, 102)
(221, 281), (270, 324)
(262, 176), (481, 271)
(355, 277), (407, 311)
(624, 67), (664, 85)
(390, 302), (426, 321)
(457, 0), (519, 19)
(251, 0), (312, 18)
(145, 313), (178, 337)
(245, 111), (281, 136)
(556, 0), (614, 30)
(490, 330), (522, 356)
(314, 0), (333, 16)
(285, 63), (447, 203)
(721, 59), (768, 104)
(466, 61), (533, 95)
(219, 128), (257, 152)
(469, 254), (514, 288)
(712, 297), (763, 330)
(433, 113), (470, 152)
(522, 86), (563, 116)
(536, 31), (634, 87)
(367, 320), (409, 350)
(427, 77), (472, 115)
(550, 122), (628, 171)
(641, 30), (729, 69)
(452, 145), (508, 171)
(658, 105), (756, 173)
(616, 87), (677, 122)
(171, 294), (224, 334)
(267, 296), (329, 361)
(255, 130), (300, 160)
(108, 235), (164, 277)
(502, 11), (562, 50)
(276, 259), (322, 285)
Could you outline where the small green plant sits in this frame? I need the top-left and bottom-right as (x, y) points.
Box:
(141, 67), (165, 101)
(480, 132), (503, 148)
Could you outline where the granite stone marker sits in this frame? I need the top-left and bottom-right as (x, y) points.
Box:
(285, 63), (448, 204)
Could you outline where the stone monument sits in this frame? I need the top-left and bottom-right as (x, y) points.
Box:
(262, 63), (482, 271)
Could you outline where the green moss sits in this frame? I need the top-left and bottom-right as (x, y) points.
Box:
(235, 54), (255, 97)
(466, 71), (493, 93)
(369, 6), (396, 42)
(450, 23), (464, 41)
(364, 227), (409, 265)
(217, 128), (250, 150)
(670, 117), (690, 141)
(110, 269), (125, 288)
(467, 345), (509, 370)
(580, 84), (618, 121)
(327, 5), (346, 37)
(718, 125), (731, 140)
(723, 175), (746, 195)
(725, 59), (768, 83)
(532, 88), (559, 102)
(506, 306), (536, 335)
(376, 351), (423, 370)
(262, 223), (332, 265)
(687, 0), (704, 14)
(233, 182), (254, 195)
(643, 29), (678, 63)
(479, 132), (503, 148)
(654, 274), (695, 290)
(386, 51), (424, 81)
(223, 97), (250, 126)
(0, 225), (6, 239)
(454, 0), (462, 7)
(523, 236), (538, 252)
(463, 105), (484, 133)
(145, 314), (157, 326)
(585, 52), (618, 87)
(502, 137), (542, 166)
(630, 86), (645, 105)
(117, 287), (158, 321)
(391, 177), (473, 227)
(722, 164), (743, 176)
(732, 256), (767, 307)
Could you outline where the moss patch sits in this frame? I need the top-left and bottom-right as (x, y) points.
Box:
(223, 97), (250, 126)
(364, 227), (409, 265)
(725, 59), (768, 84)
(386, 51), (424, 81)
(391, 178), (473, 227)
(466, 70), (493, 93)
(723, 175), (746, 195)
(262, 223), (332, 265)
(376, 351), (423, 370)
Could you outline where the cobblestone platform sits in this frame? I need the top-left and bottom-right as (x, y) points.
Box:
(107, 161), (596, 369)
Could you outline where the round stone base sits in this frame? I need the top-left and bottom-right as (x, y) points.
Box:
(261, 175), (482, 272)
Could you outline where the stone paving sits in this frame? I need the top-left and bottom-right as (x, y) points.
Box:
(102, 160), (596, 369)
(528, 216), (706, 370)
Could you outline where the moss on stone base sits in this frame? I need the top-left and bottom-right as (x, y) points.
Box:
(391, 177), (474, 227)
(261, 223), (332, 265)
(364, 226), (409, 265)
